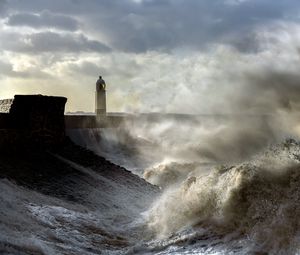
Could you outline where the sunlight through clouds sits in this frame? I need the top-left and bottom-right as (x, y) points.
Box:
(0, 0), (300, 112)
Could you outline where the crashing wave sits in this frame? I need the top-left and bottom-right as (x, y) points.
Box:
(146, 139), (300, 253)
(144, 161), (199, 188)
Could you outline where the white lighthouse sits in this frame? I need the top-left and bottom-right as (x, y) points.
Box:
(95, 76), (106, 116)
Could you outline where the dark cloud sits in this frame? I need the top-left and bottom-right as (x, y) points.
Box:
(2, 0), (300, 52)
(0, 0), (7, 19)
(6, 10), (79, 31)
(79, 0), (300, 52)
(1, 31), (111, 53)
(0, 0), (6, 13)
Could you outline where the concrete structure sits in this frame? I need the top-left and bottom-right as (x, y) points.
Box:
(0, 95), (126, 130)
(95, 90), (106, 116)
(0, 95), (67, 150)
(95, 76), (106, 116)
(0, 95), (280, 134)
(64, 113), (126, 128)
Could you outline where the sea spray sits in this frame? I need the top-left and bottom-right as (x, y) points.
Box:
(144, 161), (199, 188)
(68, 114), (286, 176)
(66, 118), (300, 253)
(145, 139), (300, 253)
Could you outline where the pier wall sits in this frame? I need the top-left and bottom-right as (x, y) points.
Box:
(0, 97), (126, 131)
(64, 115), (126, 129)
(0, 95), (67, 149)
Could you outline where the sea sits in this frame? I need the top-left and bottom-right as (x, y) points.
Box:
(1, 114), (300, 254)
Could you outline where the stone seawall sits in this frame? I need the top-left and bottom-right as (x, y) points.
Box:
(65, 115), (126, 128)
(0, 95), (67, 150)
(0, 113), (11, 128)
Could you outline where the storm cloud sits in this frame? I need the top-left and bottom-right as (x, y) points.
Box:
(6, 10), (79, 31)
(3, 0), (300, 52)
(0, 0), (300, 112)
(0, 31), (111, 53)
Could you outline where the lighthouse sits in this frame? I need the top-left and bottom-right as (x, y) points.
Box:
(95, 76), (106, 116)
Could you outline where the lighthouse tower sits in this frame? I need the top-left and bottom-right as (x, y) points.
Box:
(95, 76), (106, 116)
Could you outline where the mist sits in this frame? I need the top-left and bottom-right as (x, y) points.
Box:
(65, 22), (300, 185)
(3, 1), (300, 254)
(64, 26), (300, 251)
(2, 21), (300, 114)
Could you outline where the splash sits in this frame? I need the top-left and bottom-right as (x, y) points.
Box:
(146, 139), (300, 253)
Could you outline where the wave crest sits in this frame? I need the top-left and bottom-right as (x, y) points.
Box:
(146, 140), (300, 252)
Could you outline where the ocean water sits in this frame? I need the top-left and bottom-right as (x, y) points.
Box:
(2, 115), (300, 254)
(0, 152), (158, 255)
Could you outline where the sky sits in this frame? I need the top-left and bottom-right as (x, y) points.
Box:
(0, 0), (300, 112)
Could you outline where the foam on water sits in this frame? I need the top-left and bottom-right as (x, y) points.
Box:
(145, 140), (300, 254)
(0, 154), (158, 254)
(65, 116), (300, 254)
(3, 113), (300, 254)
